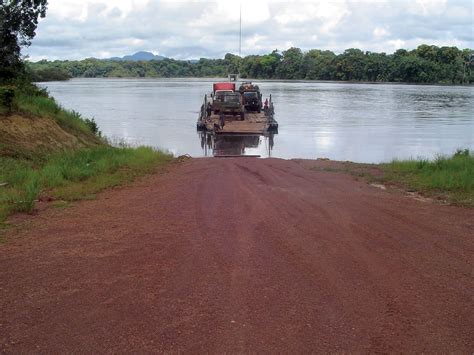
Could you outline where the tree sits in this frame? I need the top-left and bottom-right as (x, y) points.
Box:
(365, 52), (389, 82)
(302, 49), (336, 80)
(276, 47), (303, 79)
(335, 48), (366, 81)
(0, 0), (48, 82)
(224, 53), (241, 74)
(416, 44), (438, 61)
(259, 50), (281, 78)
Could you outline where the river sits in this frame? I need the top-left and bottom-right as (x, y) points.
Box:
(40, 78), (474, 163)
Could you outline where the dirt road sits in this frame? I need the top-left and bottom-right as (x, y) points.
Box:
(1, 158), (473, 352)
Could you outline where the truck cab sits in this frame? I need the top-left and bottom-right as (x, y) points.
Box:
(211, 82), (236, 114)
(219, 92), (244, 119)
(239, 82), (262, 112)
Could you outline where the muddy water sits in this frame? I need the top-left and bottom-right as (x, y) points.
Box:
(40, 78), (473, 163)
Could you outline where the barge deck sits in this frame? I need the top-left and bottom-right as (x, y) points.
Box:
(198, 112), (278, 134)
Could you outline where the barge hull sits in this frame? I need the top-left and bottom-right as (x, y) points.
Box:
(198, 112), (278, 134)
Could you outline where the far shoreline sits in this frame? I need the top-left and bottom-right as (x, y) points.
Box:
(36, 77), (474, 88)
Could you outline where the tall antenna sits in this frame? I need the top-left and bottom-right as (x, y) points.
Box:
(239, 3), (242, 58)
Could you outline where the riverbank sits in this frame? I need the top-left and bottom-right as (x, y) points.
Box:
(0, 84), (172, 224)
(382, 150), (473, 206)
(308, 151), (474, 207)
(1, 157), (472, 352)
(2, 138), (472, 227)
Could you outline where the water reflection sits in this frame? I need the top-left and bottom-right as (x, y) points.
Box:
(199, 132), (275, 157)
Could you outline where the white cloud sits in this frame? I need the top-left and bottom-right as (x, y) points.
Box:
(410, 0), (448, 16)
(373, 27), (390, 39)
(47, 0), (150, 18)
(27, 0), (473, 61)
(274, 1), (350, 33)
(243, 34), (268, 52)
(387, 39), (406, 50)
(191, 0), (271, 27)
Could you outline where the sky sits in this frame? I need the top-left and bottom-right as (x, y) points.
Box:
(25, 0), (474, 61)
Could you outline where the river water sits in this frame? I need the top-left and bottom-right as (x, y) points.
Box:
(40, 78), (474, 163)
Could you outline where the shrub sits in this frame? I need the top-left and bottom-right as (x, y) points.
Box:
(0, 87), (15, 113)
(454, 148), (470, 157)
(84, 118), (102, 137)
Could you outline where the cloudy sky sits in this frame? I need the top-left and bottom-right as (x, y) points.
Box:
(26, 0), (473, 61)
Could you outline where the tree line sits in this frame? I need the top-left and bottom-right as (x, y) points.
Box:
(28, 45), (474, 84)
(1, 0), (47, 83)
(1, 0), (47, 113)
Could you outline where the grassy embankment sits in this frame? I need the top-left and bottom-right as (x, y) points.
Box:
(382, 149), (474, 206)
(312, 149), (473, 206)
(0, 84), (172, 224)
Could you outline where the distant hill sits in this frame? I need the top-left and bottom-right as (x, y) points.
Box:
(108, 51), (166, 61)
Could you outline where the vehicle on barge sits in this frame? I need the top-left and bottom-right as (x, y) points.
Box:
(197, 76), (278, 135)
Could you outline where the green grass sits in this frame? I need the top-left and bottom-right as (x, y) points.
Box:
(0, 84), (173, 226)
(0, 146), (172, 224)
(382, 149), (474, 206)
(14, 90), (95, 138)
(1, 83), (100, 143)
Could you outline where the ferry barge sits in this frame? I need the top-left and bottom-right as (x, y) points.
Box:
(197, 76), (278, 135)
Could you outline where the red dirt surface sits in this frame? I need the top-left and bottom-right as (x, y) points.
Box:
(1, 158), (473, 353)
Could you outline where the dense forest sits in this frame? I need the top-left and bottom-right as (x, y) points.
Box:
(28, 44), (473, 84)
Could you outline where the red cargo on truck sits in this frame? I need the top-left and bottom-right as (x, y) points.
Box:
(213, 82), (235, 93)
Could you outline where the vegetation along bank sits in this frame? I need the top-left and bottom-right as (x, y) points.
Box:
(29, 45), (473, 84)
(0, 84), (172, 225)
(0, 1), (172, 226)
(381, 149), (474, 206)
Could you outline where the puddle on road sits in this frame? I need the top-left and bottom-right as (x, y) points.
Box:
(199, 132), (276, 157)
